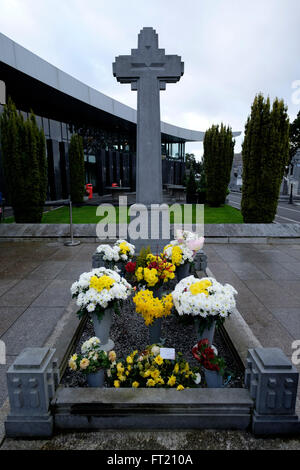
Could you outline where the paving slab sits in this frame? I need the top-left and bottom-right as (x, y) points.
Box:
(270, 307), (300, 340)
(1, 306), (65, 355)
(0, 279), (50, 307)
(0, 307), (26, 336)
(30, 280), (72, 307)
(26, 261), (67, 280)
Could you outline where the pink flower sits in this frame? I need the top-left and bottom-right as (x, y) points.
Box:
(187, 237), (205, 252)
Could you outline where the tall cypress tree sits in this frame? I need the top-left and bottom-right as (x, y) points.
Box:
(0, 98), (47, 222)
(203, 123), (235, 207)
(241, 94), (289, 223)
(69, 133), (85, 204)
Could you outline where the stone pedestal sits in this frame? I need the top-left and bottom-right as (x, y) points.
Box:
(128, 204), (170, 253)
(194, 250), (208, 274)
(245, 348), (300, 435)
(5, 347), (59, 437)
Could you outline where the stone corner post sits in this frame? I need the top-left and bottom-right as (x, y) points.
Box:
(5, 347), (59, 437)
(245, 347), (300, 435)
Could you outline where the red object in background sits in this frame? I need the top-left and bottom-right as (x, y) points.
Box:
(125, 261), (136, 273)
(112, 183), (118, 187)
(86, 183), (93, 199)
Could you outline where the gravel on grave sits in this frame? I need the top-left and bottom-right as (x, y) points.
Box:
(61, 294), (245, 389)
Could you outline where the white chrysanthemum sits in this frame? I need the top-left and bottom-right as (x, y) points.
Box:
(71, 267), (132, 315)
(171, 276), (237, 319)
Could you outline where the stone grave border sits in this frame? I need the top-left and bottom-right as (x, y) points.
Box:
(0, 223), (300, 244)
(3, 255), (300, 438)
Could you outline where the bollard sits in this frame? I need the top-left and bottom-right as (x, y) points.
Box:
(5, 348), (59, 437)
(245, 348), (300, 435)
(64, 197), (80, 247)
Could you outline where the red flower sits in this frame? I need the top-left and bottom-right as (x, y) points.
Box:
(125, 261), (136, 273)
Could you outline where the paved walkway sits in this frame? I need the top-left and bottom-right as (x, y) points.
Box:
(0, 241), (95, 407)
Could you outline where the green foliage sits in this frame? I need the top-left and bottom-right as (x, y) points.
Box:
(186, 169), (198, 203)
(203, 124), (235, 207)
(0, 97), (47, 222)
(241, 94), (289, 223)
(69, 133), (85, 204)
(136, 246), (151, 268)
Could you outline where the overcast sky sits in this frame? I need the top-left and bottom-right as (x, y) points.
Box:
(1, 0), (300, 159)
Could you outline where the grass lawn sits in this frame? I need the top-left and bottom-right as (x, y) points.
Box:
(3, 204), (243, 224)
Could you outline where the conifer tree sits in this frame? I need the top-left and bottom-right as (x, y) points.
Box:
(203, 124), (235, 206)
(0, 98), (47, 222)
(69, 133), (85, 204)
(241, 94), (289, 223)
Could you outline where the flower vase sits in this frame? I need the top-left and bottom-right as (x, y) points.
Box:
(204, 369), (223, 388)
(149, 318), (162, 344)
(91, 307), (114, 352)
(176, 263), (190, 281)
(194, 318), (216, 345)
(87, 369), (105, 387)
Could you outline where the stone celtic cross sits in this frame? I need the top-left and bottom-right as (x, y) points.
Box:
(113, 27), (184, 205)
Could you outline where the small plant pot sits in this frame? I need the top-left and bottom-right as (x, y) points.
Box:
(176, 263), (190, 281)
(204, 369), (223, 388)
(149, 318), (162, 344)
(194, 318), (216, 345)
(87, 369), (105, 387)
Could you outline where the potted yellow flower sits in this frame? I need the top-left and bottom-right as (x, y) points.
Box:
(133, 290), (173, 343)
(68, 337), (111, 387)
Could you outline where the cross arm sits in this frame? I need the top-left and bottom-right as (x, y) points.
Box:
(113, 54), (140, 83)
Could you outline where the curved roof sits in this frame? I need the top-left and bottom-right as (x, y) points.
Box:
(0, 32), (240, 142)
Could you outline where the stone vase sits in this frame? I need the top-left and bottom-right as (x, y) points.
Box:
(149, 318), (162, 345)
(194, 318), (216, 345)
(204, 369), (223, 388)
(87, 369), (105, 388)
(91, 308), (114, 352)
(176, 263), (190, 281)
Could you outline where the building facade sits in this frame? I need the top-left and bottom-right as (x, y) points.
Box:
(0, 33), (209, 202)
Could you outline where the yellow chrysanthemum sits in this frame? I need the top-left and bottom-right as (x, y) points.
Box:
(173, 363), (179, 374)
(69, 359), (77, 371)
(146, 378), (156, 387)
(132, 381), (139, 388)
(119, 241), (130, 254)
(114, 380), (120, 388)
(90, 275), (115, 292)
(172, 246), (183, 267)
(190, 280), (212, 296)
(177, 385), (185, 391)
(154, 355), (163, 366)
(167, 375), (177, 387)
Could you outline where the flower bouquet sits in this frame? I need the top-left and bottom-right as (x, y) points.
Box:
(171, 275), (237, 343)
(163, 241), (194, 281)
(135, 253), (176, 292)
(71, 268), (132, 348)
(107, 345), (200, 390)
(192, 339), (226, 388)
(96, 240), (135, 272)
(68, 336), (111, 387)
